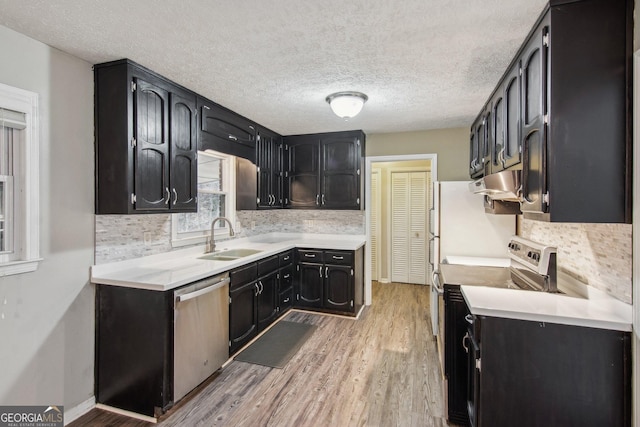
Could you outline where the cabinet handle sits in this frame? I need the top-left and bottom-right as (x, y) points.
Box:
(325, 266), (328, 278)
(332, 256), (344, 260)
(172, 188), (178, 204)
(465, 314), (474, 325)
(228, 134), (238, 141)
(305, 253), (316, 258)
(283, 297), (290, 303)
(316, 194), (319, 205)
(283, 256), (290, 261)
(165, 187), (170, 204)
(462, 332), (470, 354)
(254, 283), (260, 296)
(319, 266), (322, 278)
(259, 281), (264, 294)
(322, 194), (326, 205)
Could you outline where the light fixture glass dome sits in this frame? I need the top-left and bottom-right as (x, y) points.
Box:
(326, 91), (368, 119)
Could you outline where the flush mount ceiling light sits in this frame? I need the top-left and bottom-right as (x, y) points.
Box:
(326, 91), (368, 119)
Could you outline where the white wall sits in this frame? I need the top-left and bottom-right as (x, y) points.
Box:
(0, 25), (94, 410)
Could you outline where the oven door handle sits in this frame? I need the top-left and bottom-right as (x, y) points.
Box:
(432, 271), (444, 295)
(462, 332), (470, 353)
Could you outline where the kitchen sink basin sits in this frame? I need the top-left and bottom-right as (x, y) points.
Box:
(198, 248), (262, 261)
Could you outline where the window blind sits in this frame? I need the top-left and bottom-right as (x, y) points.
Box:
(0, 107), (26, 130)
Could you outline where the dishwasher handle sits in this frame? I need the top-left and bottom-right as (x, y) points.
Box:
(176, 277), (230, 303)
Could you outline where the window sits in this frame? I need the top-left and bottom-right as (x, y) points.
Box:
(172, 150), (236, 246)
(0, 83), (40, 276)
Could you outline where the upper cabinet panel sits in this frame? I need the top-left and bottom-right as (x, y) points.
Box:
(470, 0), (631, 223)
(94, 59), (198, 214)
(198, 97), (256, 162)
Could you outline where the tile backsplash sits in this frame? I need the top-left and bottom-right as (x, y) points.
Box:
(95, 210), (365, 264)
(520, 219), (632, 304)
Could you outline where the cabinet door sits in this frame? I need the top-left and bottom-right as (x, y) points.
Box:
(503, 64), (522, 169)
(491, 89), (506, 173)
(272, 139), (284, 206)
(287, 138), (320, 208)
(133, 78), (170, 210)
(169, 91), (197, 211)
(469, 115), (485, 179)
(444, 286), (471, 425)
(520, 25), (549, 216)
(257, 271), (278, 331)
(320, 135), (361, 209)
(296, 262), (323, 308)
(198, 99), (256, 161)
(256, 133), (272, 208)
(324, 265), (353, 312)
(229, 281), (258, 355)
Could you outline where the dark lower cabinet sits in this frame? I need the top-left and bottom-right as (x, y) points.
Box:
(96, 286), (173, 417)
(229, 280), (259, 355)
(469, 315), (631, 427)
(229, 250), (293, 356)
(443, 285), (471, 426)
(297, 261), (324, 308)
(294, 247), (363, 316)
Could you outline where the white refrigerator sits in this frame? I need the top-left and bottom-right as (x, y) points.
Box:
(429, 181), (515, 336)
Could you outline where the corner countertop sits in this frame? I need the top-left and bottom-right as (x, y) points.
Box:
(91, 232), (365, 292)
(460, 272), (633, 332)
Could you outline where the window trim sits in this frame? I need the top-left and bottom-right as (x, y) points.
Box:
(0, 82), (41, 276)
(171, 151), (236, 248)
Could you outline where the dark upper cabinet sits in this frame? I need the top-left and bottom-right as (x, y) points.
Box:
(469, 109), (490, 179)
(285, 130), (365, 210)
(257, 128), (285, 208)
(287, 135), (321, 208)
(320, 134), (362, 209)
(197, 96), (256, 162)
(502, 64), (521, 170)
(94, 59), (198, 214)
(169, 91), (198, 211)
(132, 78), (170, 211)
(471, 0), (632, 223)
(519, 24), (548, 217)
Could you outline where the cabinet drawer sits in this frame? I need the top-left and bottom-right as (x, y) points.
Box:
(230, 263), (258, 289)
(258, 255), (279, 276)
(279, 287), (294, 311)
(297, 249), (323, 263)
(324, 251), (353, 266)
(279, 250), (293, 266)
(279, 265), (293, 290)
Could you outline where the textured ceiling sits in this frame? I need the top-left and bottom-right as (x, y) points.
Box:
(0, 0), (548, 135)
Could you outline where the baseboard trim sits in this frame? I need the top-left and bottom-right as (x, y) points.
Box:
(64, 396), (95, 425)
(95, 403), (157, 424)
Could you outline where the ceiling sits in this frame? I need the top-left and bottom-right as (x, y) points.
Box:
(0, 0), (548, 135)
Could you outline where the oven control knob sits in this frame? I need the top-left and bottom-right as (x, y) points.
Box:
(533, 253), (540, 261)
(527, 251), (533, 258)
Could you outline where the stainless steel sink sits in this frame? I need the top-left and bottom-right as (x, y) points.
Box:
(198, 248), (262, 261)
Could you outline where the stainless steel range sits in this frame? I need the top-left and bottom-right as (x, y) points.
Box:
(507, 236), (558, 293)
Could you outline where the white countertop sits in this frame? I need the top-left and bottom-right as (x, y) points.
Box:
(461, 272), (633, 331)
(91, 233), (365, 291)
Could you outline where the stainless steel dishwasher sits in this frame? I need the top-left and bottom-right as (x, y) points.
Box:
(173, 272), (230, 402)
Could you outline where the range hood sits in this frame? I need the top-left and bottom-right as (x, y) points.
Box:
(469, 169), (522, 202)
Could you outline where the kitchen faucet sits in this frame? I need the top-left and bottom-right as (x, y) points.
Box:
(206, 217), (235, 253)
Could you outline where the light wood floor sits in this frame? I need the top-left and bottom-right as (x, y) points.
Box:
(72, 281), (455, 427)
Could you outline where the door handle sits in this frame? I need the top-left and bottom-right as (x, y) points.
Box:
(172, 188), (178, 204)
(228, 134), (238, 141)
(316, 194), (320, 205)
(325, 266), (328, 278)
(322, 194), (326, 205)
(254, 283), (260, 296)
(165, 187), (170, 204)
(305, 254), (316, 258)
(319, 266), (322, 278)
